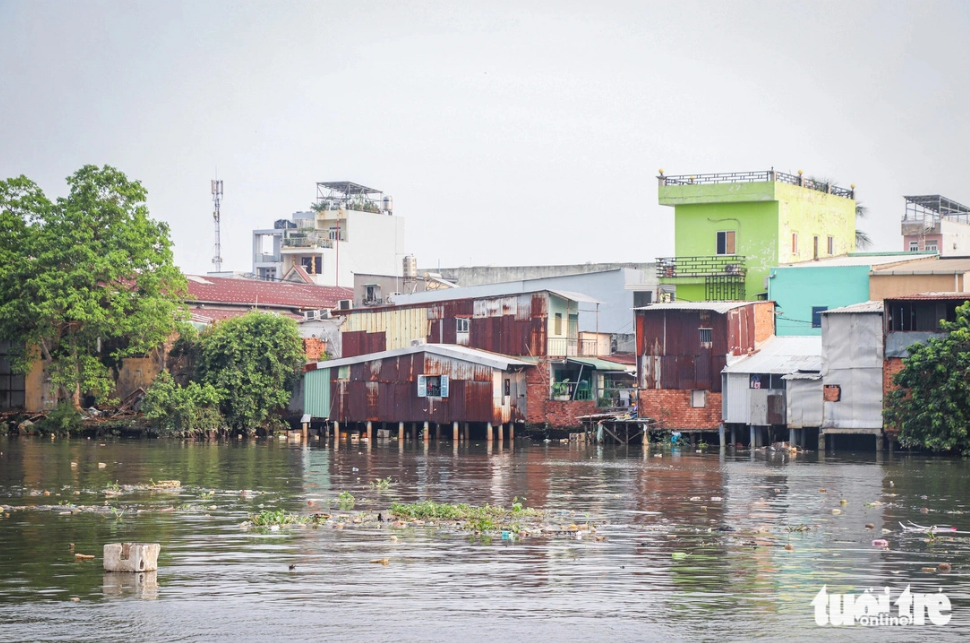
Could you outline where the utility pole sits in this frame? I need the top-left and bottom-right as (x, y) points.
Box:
(211, 179), (224, 272)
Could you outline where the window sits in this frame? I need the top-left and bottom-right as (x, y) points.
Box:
(716, 230), (736, 255)
(690, 390), (706, 408)
(504, 378), (511, 397)
(828, 236), (835, 255)
(301, 256), (322, 274)
(417, 374), (449, 398)
(925, 240), (938, 253)
(823, 384), (841, 402)
(749, 374), (786, 390)
(364, 284), (382, 304)
(456, 318), (470, 333)
(909, 241), (920, 252)
(791, 233), (798, 255)
(554, 313), (563, 335)
(633, 291), (653, 307)
(337, 366), (350, 380)
(811, 306), (828, 328)
(813, 236), (819, 260)
(699, 327), (712, 348)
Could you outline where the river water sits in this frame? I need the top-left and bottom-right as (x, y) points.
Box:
(0, 436), (968, 642)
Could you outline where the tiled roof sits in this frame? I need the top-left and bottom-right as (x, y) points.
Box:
(186, 275), (351, 310)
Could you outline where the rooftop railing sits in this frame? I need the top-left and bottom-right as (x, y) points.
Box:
(658, 170), (855, 200)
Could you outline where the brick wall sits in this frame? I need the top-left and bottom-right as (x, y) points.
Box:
(883, 357), (905, 435)
(524, 364), (595, 429)
(638, 388), (722, 430)
(303, 337), (328, 361)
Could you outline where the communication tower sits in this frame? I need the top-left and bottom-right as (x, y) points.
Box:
(211, 179), (224, 271)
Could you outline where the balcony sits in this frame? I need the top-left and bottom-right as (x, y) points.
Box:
(657, 255), (746, 279)
(254, 253), (281, 264)
(547, 337), (578, 357)
(281, 232), (335, 250)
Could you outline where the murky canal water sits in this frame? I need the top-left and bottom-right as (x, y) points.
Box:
(1, 436), (969, 642)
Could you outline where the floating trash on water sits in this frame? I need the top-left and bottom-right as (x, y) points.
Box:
(710, 497), (722, 502)
(819, 488), (827, 493)
(75, 553), (95, 561)
(920, 508), (930, 514)
(866, 523), (875, 530)
(689, 497), (701, 502)
(370, 558), (389, 566)
(671, 552), (687, 560)
(922, 566), (937, 573)
(872, 539), (889, 548)
(784, 544), (794, 551)
(832, 509), (842, 515)
(840, 499), (848, 506)
(889, 481), (895, 487)
(98, 463), (106, 469)
(939, 563), (952, 573)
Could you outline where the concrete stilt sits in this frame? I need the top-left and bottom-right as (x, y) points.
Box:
(788, 428), (794, 448)
(453, 421), (459, 442)
(818, 430), (826, 452)
(718, 424), (725, 448)
(463, 423), (469, 442)
(366, 421), (372, 442)
(302, 422), (308, 441)
(509, 423), (515, 442)
(423, 421), (430, 443)
(749, 425), (756, 448)
(486, 422), (493, 442)
(498, 423), (504, 443)
(435, 423), (441, 441)
(333, 422), (340, 450)
(398, 421), (404, 442)
(875, 433), (884, 452)
(730, 426), (736, 447)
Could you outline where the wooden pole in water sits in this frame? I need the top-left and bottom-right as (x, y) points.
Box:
(333, 421), (340, 449)
(463, 423), (469, 442)
(498, 423), (504, 443)
(423, 421), (430, 443)
(398, 421), (404, 442)
(486, 422), (493, 442)
(366, 421), (373, 442)
(453, 421), (459, 442)
(508, 423), (514, 442)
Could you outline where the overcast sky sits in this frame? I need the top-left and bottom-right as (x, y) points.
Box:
(2, 1), (968, 275)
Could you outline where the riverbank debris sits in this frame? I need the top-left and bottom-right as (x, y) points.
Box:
(75, 553), (95, 561)
(939, 563), (952, 573)
(872, 539), (889, 548)
(370, 558), (389, 565)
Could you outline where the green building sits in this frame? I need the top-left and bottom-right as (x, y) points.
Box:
(656, 170), (857, 302)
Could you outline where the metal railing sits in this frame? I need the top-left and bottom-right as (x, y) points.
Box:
(657, 255), (746, 279)
(547, 338), (578, 357)
(282, 233), (334, 249)
(658, 170), (854, 200)
(549, 382), (638, 406)
(254, 253), (281, 263)
(595, 386), (638, 409)
(579, 338), (601, 356)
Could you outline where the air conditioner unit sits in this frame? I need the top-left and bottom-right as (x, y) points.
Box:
(304, 309), (333, 320)
(338, 299), (353, 311)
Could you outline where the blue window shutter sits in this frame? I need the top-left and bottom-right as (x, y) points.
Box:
(440, 375), (449, 398)
(417, 375), (427, 398)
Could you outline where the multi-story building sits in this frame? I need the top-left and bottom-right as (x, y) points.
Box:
(251, 181), (405, 286)
(901, 194), (970, 256)
(655, 170), (857, 301)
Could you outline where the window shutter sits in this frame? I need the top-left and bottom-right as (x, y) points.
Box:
(440, 375), (449, 398)
(417, 375), (427, 398)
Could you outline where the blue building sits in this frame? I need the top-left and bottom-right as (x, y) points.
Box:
(768, 253), (931, 336)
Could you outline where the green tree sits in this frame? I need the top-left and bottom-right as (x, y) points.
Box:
(884, 301), (970, 454)
(0, 166), (187, 407)
(196, 312), (305, 433)
(141, 371), (224, 436)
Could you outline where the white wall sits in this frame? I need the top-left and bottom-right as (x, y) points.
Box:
(941, 219), (970, 256)
(821, 312), (884, 430)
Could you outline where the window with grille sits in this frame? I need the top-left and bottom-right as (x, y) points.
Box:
(699, 327), (712, 348)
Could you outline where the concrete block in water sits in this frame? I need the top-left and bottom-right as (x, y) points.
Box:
(103, 543), (159, 572)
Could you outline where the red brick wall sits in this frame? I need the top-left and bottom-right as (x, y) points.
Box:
(638, 389), (722, 430)
(524, 364), (595, 429)
(303, 337), (328, 361)
(883, 357), (905, 435)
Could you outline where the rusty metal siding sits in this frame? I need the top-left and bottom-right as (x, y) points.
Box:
(636, 308), (737, 391)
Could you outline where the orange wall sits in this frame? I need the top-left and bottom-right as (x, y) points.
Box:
(870, 274), (967, 300)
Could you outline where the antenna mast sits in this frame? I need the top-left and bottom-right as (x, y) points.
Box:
(211, 179), (224, 272)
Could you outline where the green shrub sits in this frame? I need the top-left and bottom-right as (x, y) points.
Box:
(141, 371), (224, 436)
(37, 400), (83, 435)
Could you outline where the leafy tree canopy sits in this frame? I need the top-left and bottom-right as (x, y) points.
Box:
(0, 165), (187, 406)
(196, 312), (305, 432)
(884, 301), (970, 454)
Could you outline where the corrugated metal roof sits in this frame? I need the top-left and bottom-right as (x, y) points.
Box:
(309, 344), (533, 372)
(388, 283), (601, 307)
(186, 275), (351, 309)
(722, 336), (821, 374)
(884, 292), (970, 301)
(823, 301), (883, 314)
(783, 372), (822, 381)
(871, 256), (970, 275)
(777, 253), (933, 268)
(633, 301), (753, 314)
(566, 357), (631, 372)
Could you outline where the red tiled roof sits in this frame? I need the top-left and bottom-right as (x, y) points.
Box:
(186, 275), (351, 310)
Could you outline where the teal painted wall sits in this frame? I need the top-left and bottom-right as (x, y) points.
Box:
(768, 265), (871, 336)
(304, 368), (331, 418)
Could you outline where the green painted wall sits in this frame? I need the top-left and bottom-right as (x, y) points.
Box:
(304, 368), (331, 418)
(660, 180), (856, 301)
(768, 265), (871, 335)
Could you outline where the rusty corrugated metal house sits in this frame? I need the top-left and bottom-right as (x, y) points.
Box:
(303, 344), (531, 437)
(635, 301), (775, 431)
(336, 287), (627, 429)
